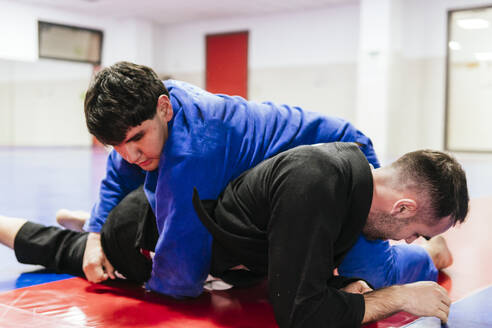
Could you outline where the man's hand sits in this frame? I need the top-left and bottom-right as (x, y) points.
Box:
(362, 281), (451, 324)
(400, 281), (451, 323)
(82, 232), (115, 283)
(341, 280), (373, 294)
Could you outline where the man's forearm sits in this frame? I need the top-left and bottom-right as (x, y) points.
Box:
(362, 285), (404, 323)
(362, 281), (451, 324)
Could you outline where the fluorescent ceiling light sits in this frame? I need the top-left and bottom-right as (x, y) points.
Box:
(448, 41), (461, 50)
(457, 18), (489, 29)
(475, 52), (492, 61)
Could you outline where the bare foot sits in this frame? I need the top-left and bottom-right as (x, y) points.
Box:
(424, 236), (453, 270)
(56, 209), (89, 232)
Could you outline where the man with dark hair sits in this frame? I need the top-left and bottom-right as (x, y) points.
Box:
(84, 63), (170, 146)
(68, 61), (445, 297)
(0, 143), (469, 327)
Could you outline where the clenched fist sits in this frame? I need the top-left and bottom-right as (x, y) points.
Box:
(342, 280), (373, 294)
(82, 232), (116, 283)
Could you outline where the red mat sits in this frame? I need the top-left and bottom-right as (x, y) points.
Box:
(0, 275), (445, 328)
(0, 278), (276, 328)
(0, 276), (426, 328)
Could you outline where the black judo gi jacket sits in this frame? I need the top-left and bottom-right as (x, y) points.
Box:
(193, 142), (373, 328)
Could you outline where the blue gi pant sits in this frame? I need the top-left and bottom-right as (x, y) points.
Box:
(339, 235), (438, 289)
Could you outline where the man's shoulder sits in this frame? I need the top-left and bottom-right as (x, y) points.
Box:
(270, 143), (369, 184)
(284, 142), (363, 162)
(165, 80), (210, 98)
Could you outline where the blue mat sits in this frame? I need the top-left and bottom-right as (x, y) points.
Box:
(0, 147), (106, 291)
(404, 285), (492, 328)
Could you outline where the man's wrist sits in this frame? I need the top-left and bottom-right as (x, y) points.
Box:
(362, 285), (405, 324)
(87, 232), (101, 241)
(387, 285), (405, 310)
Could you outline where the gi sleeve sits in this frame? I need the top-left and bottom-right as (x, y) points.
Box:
(145, 151), (221, 297)
(267, 152), (365, 328)
(144, 112), (236, 297)
(85, 150), (146, 232)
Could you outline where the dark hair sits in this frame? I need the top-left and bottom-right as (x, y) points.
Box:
(392, 150), (469, 225)
(84, 61), (169, 145)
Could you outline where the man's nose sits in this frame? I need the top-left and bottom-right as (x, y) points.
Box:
(116, 144), (140, 163)
(125, 144), (141, 163)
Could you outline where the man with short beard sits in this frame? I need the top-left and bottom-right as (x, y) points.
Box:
(192, 142), (469, 327)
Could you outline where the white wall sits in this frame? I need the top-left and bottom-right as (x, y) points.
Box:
(2, 0), (492, 152)
(0, 0), (158, 146)
(0, 0), (156, 67)
(154, 5), (361, 122)
(0, 59), (92, 146)
(154, 0), (492, 159)
(0, 1), (37, 62)
(389, 0), (492, 158)
(348, 0), (492, 159)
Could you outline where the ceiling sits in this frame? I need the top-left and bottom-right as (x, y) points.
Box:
(13, 0), (358, 25)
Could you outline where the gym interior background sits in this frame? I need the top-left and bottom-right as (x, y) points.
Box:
(0, 0), (492, 327)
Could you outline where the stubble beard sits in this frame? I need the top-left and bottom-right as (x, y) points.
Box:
(362, 210), (400, 241)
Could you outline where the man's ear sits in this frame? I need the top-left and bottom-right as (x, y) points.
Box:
(156, 95), (173, 122)
(390, 199), (417, 218)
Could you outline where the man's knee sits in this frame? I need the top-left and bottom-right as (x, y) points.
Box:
(106, 186), (149, 223)
(391, 244), (438, 284)
(338, 236), (438, 289)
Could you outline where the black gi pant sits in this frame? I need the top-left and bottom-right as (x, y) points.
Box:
(13, 186), (158, 284)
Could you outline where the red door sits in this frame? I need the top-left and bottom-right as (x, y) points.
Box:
(206, 31), (248, 99)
